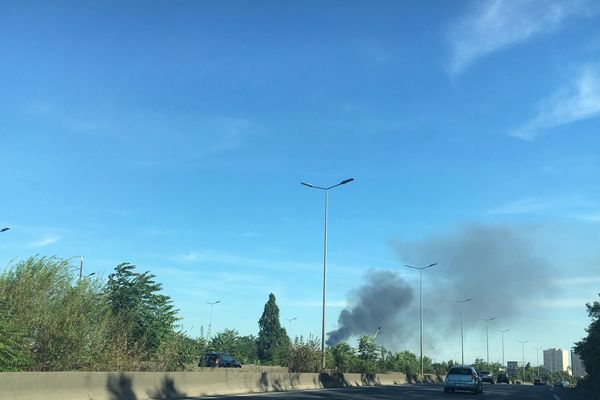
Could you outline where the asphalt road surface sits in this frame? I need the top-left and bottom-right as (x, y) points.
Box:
(200, 383), (587, 400)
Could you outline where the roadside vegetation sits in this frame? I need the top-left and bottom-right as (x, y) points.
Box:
(574, 294), (600, 398)
(1, 255), (597, 385)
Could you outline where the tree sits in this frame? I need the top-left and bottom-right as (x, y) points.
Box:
(389, 351), (419, 377)
(106, 263), (179, 357)
(574, 294), (600, 383)
(0, 302), (31, 371)
(237, 335), (258, 364)
(209, 329), (241, 355)
(257, 293), (289, 364)
(0, 256), (112, 371)
(155, 332), (201, 371)
(357, 336), (378, 374)
(329, 342), (357, 372)
(284, 336), (321, 372)
(473, 358), (488, 372)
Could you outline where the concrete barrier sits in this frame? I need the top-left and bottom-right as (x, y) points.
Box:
(0, 371), (407, 400)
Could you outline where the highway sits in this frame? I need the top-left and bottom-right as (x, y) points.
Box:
(200, 384), (586, 400)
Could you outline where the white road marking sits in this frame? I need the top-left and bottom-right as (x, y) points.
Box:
(553, 394), (561, 400)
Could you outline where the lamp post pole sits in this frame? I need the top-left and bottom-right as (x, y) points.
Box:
(69, 256), (85, 280)
(535, 347), (542, 379)
(497, 329), (510, 367)
(286, 317), (297, 337)
(451, 298), (473, 365)
(480, 317), (496, 366)
(79, 256), (84, 280)
(301, 177), (354, 371)
(518, 340), (529, 382)
(406, 262), (437, 376)
(206, 300), (221, 340)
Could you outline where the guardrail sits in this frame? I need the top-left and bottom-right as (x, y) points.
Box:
(0, 370), (408, 400)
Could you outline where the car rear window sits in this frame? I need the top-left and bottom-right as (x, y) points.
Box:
(449, 367), (473, 375)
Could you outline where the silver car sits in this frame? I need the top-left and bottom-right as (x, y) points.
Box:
(444, 366), (483, 394)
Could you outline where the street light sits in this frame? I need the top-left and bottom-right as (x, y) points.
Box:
(301, 177), (354, 370)
(0, 227), (9, 233)
(497, 329), (510, 367)
(69, 256), (85, 280)
(518, 340), (529, 382)
(480, 317), (496, 366)
(406, 262), (438, 376)
(206, 300), (221, 340)
(286, 317), (297, 337)
(535, 347), (542, 379)
(450, 298), (473, 365)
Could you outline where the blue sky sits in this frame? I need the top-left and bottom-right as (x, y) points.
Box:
(1, 0), (600, 366)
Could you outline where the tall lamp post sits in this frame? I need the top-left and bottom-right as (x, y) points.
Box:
(301, 177), (354, 370)
(69, 256), (85, 280)
(286, 317), (297, 337)
(0, 227), (9, 233)
(77, 256), (84, 280)
(497, 329), (510, 367)
(451, 298), (472, 365)
(406, 262), (437, 376)
(206, 300), (221, 340)
(480, 317), (496, 366)
(535, 347), (542, 379)
(518, 340), (529, 382)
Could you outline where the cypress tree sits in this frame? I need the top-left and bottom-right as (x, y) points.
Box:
(257, 293), (289, 363)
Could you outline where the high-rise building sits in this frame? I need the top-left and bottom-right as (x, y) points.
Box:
(543, 348), (569, 374)
(571, 350), (587, 378)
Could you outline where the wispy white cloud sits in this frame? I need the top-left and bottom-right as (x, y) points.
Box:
(535, 297), (594, 308)
(511, 67), (600, 140)
(28, 234), (61, 247)
(175, 250), (318, 271)
(488, 198), (550, 215)
(447, 0), (598, 76)
(551, 275), (600, 286)
(575, 212), (600, 222)
(240, 231), (258, 238)
(287, 299), (348, 308)
(488, 195), (595, 216)
(174, 249), (366, 278)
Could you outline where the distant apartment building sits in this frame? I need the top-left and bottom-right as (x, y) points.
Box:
(543, 348), (569, 374)
(571, 350), (587, 378)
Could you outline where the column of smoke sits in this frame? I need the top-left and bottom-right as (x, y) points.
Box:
(326, 270), (414, 347)
(327, 224), (555, 349)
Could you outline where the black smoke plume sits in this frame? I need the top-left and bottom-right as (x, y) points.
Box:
(327, 224), (556, 350)
(326, 270), (414, 346)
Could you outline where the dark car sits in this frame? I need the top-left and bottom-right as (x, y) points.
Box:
(444, 366), (483, 394)
(199, 352), (242, 368)
(496, 373), (510, 384)
(533, 379), (546, 385)
(479, 371), (495, 384)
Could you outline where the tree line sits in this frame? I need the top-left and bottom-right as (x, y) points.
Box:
(1, 255), (597, 385)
